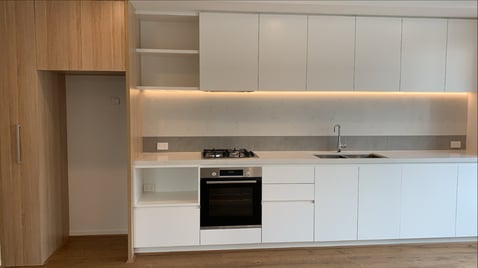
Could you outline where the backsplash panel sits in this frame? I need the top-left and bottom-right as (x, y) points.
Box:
(143, 135), (467, 152)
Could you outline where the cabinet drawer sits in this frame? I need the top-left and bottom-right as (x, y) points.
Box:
(200, 228), (261, 245)
(134, 206), (200, 248)
(263, 166), (314, 183)
(263, 184), (314, 201)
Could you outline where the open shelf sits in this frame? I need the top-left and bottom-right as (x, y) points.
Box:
(134, 167), (199, 207)
(134, 12), (199, 89)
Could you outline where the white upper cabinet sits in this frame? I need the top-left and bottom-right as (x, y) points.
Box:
(200, 12), (259, 91)
(446, 19), (477, 92)
(307, 16), (355, 91)
(355, 17), (402, 91)
(401, 18), (447, 92)
(259, 14), (307, 91)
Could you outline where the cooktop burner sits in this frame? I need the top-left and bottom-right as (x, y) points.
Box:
(202, 148), (256, 159)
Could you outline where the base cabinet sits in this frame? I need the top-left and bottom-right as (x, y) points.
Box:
(200, 228), (261, 245)
(400, 164), (458, 239)
(262, 201), (314, 243)
(315, 165), (358, 241)
(134, 206), (199, 248)
(358, 165), (402, 240)
(456, 163), (478, 237)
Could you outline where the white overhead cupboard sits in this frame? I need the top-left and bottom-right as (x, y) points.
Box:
(259, 14), (308, 91)
(197, 13), (476, 92)
(400, 18), (448, 92)
(354, 17), (402, 91)
(199, 12), (259, 91)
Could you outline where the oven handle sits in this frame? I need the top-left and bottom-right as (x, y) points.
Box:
(206, 180), (258, 184)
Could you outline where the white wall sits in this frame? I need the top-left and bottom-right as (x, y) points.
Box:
(141, 91), (468, 137)
(66, 75), (128, 235)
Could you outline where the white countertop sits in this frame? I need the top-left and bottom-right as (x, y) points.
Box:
(134, 150), (477, 167)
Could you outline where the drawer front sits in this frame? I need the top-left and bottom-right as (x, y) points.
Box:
(263, 166), (314, 183)
(263, 184), (314, 201)
(200, 228), (261, 245)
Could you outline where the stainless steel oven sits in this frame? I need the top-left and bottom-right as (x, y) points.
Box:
(200, 167), (262, 229)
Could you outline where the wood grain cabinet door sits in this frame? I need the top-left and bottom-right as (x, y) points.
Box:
(35, 0), (125, 71)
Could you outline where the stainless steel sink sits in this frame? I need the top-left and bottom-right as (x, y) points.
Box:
(315, 153), (387, 159)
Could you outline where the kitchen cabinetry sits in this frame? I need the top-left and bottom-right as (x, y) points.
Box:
(401, 18), (447, 92)
(315, 165), (358, 241)
(0, 1), (68, 266)
(134, 207), (199, 247)
(135, 12), (199, 89)
(445, 19), (477, 92)
(35, 0), (125, 71)
(455, 163), (478, 237)
(259, 14), (307, 91)
(262, 166), (315, 243)
(307, 16), (355, 91)
(354, 17), (402, 91)
(133, 167), (200, 248)
(400, 164), (457, 239)
(358, 165), (402, 240)
(200, 12), (258, 91)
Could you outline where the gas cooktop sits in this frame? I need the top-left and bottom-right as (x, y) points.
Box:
(202, 148), (257, 159)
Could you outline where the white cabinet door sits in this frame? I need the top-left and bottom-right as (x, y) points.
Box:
(358, 165), (402, 240)
(456, 163), (478, 237)
(259, 14), (307, 90)
(262, 201), (314, 243)
(401, 18), (447, 92)
(307, 15), (355, 91)
(400, 164), (458, 239)
(200, 228), (261, 245)
(134, 206), (200, 248)
(355, 17), (401, 91)
(200, 12), (258, 91)
(315, 165), (358, 241)
(446, 19), (478, 92)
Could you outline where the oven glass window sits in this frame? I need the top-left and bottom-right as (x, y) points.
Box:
(208, 187), (254, 217)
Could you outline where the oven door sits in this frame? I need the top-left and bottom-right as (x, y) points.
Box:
(200, 177), (261, 228)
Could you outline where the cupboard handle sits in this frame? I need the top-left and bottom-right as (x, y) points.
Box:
(16, 124), (21, 164)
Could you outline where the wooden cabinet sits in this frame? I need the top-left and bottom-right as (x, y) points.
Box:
(400, 164), (458, 239)
(134, 207), (200, 247)
(315, 165), (358, 241)
(455, 163), (478, 237)
(307, 16), (355, 91)
(35, 0), (125, 71)
(0, 1), (68, 266)
(358, 165), (402, 240)
(200, 12), (258, 91)
(259, 14), (307, 90)
(446, 19), (477, 92)
(401, 18), (447, 92)
(355, 17), (401, 91)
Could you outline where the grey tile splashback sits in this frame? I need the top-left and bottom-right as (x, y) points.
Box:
(143, 135), (467, 152)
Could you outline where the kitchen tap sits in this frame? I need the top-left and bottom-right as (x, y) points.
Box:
(333, 124), (347, 153)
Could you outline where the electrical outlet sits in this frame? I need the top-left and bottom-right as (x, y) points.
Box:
(110, 97), (120, 105)
(143, 184), (155, 192)
(450, 141), (461, 149)
(157, 142), (169, 151)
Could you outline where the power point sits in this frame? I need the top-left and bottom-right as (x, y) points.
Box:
(450, 141), (461, 149)
(143, 184), (155, 192)
(157, 142), (169, 151)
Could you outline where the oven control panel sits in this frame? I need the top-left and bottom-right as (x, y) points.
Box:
(200, 167), (262, 178)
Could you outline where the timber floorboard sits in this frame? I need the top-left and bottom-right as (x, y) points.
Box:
(20, 235), (477, 268)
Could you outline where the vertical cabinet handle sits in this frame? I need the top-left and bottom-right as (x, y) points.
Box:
(16, 124), (21, 164)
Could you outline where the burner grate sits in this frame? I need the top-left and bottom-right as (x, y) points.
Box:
(202, 148), (256, 159)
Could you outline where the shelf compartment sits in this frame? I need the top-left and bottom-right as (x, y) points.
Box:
(134, 167), (199, 206)
(136, 48), (199, 54)
(139, 53), (199, 88)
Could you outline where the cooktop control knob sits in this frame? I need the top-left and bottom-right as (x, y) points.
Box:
(211, 171), (217, 177)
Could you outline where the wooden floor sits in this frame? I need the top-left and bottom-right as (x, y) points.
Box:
(20, 235), (477, 268)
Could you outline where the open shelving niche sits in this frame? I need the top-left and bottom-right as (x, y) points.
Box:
(135, 11), (199, 90)
(134, 166), (199, 207)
